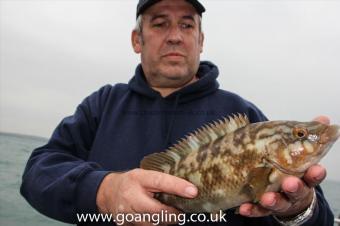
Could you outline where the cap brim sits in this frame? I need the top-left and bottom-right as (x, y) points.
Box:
(137, 0), (205, 18)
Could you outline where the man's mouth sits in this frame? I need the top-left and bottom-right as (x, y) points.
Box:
(163, 52), (185, 57)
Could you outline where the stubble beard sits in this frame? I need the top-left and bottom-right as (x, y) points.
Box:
(147, 63), (197, 88)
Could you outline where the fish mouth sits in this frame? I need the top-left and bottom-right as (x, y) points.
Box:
(265, 158), (305, 176)
(319, 124), (340, 144)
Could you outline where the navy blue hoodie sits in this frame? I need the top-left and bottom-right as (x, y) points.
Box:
(21, 62), (334, 225)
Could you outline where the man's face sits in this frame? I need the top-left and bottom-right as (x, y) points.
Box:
(132, 0), (204, 89)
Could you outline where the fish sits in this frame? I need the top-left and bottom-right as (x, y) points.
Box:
(140, 114), (340, 213)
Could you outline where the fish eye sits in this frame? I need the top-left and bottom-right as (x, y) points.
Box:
(293, 127), (308, 139)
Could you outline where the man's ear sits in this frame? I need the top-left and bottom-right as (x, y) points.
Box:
(199, 32), (204, 53)
(131, 30), (142, 53)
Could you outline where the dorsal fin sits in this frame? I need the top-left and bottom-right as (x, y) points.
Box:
(140, 113), (249, 173)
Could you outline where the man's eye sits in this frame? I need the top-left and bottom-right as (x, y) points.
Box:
(153, 22), (166, 28)
(180, 23), (194, 29)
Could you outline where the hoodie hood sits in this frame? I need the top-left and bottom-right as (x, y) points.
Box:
(128, 61), (220, 103)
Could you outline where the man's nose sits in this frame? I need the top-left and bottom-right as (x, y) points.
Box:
(166, 26), (183, 45)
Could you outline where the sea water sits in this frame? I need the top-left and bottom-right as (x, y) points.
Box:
(0, 132), (339, 225)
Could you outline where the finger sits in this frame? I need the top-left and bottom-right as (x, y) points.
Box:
(137, 169), (198, 198)
(132, 192), (180, 215)
(129, 193), (182, 225)
(313, 115), (330, 125)
(260, 192), (292, 213)
(239, 203), (271, 217)
(303, 164), (327, 187)
(281, 176), (309, 201)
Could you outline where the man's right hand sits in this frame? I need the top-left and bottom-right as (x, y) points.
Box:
(96, 169), (198, 224)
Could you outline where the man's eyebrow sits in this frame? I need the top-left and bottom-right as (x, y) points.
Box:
(182, 15), (196, 22)
(150, 14), (168, 22)
(149, 14), (196, 23)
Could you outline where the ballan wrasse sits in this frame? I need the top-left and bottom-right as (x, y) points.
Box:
(140, 114), (340, 213)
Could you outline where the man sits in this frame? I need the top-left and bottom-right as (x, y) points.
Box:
(21, 0), (334, 225)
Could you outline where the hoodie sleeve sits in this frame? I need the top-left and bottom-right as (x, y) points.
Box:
(20, 85), (112, 223)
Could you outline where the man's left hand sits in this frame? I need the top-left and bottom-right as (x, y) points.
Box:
(239, 116), (329, 218)
(239, 164), (326, 217)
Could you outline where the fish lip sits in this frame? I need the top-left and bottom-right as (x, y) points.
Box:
(333, 124), (340, 138)
(318, 124), (340, 144)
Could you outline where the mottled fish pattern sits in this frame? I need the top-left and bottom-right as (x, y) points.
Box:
(140, 114), (340, 213)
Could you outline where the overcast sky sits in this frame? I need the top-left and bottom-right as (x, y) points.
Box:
(0, 0), (339, 181)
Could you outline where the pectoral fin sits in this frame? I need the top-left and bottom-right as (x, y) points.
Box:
(241, 167), (272, 202)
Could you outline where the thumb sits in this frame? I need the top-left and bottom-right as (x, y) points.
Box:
(313, 115), (330, 125)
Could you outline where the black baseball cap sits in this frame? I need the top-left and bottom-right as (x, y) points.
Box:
(136, 0), (205, 18)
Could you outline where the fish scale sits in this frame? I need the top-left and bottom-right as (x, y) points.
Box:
(140, 114), (340, 213)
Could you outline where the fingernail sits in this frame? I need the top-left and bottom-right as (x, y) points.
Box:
(268, 198), (276, 207)
(314, 174), (324, 181)
(185, 186), (197, 197)
(243, 207), (252, 216)
(263, 193), (277, 207)
(286, 184), (298, 193)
